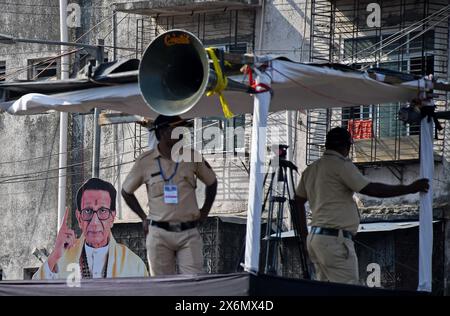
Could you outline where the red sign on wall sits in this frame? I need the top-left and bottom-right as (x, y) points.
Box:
(348, 119), (373, 139)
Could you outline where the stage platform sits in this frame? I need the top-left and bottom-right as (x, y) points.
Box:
(0, 273), (425, 296)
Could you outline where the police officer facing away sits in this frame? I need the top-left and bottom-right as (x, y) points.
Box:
(121, 115), (217, 276)
(295, 127), (429, 284)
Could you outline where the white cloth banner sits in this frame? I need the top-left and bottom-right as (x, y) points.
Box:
(418, 117), (434, 292)
(244, 71), (272, 273)
(1, 60), (422, 118)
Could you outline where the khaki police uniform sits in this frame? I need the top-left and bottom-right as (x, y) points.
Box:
(296, 149), (370, 284)
(122, 146), (217, 276)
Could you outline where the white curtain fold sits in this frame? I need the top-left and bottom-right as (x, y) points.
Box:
(244, 70), (272, 273)
(417, 117), (434, 292)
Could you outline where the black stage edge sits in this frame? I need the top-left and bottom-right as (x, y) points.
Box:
(0, 273), (427, 296)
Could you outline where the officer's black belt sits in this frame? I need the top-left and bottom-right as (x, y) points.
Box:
(310, 226), (353, 240)
(150, 219), (198, 232)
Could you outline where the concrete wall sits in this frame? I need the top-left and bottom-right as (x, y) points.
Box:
(0, 113), (60, 280)
(0, 0), (62, 280)
(357, 161), (450, 208)
(0, 0), (61, 81)
(256, 0), (311, 62)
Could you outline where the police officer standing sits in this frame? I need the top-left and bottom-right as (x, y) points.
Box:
(295, 127), (429, 284)
(121, 115), (217, 276)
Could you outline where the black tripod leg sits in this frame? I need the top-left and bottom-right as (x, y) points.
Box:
(236, 162), (275, 273)
(235, 234), (247, 272)
(287, 168), (311, 280)
(261, 168), (273, 216)
(272, 167), (287, 273)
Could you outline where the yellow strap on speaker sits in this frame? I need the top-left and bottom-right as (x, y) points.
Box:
(205, 48), (234, 119)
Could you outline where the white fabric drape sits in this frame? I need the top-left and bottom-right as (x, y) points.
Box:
(244, 70), (272, 273)
(1, 60), (423, 119)
(417, 117), (434, 292)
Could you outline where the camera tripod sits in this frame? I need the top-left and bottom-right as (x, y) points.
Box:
(261, 145), (310, 279)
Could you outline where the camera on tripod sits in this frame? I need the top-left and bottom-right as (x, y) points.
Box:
(267, 144), (297, 171)
(269, 144), (289, 160)
(261, 143), (310, 279)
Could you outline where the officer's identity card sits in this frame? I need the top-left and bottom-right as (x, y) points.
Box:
(164, 184), (178, 204)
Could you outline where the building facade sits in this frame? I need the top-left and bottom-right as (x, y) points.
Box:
(0, 0), (449, 293)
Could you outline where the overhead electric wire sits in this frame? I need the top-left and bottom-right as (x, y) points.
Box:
(0, 166), (138, 197)
(342, 5), (449, 64)
(0, 10), (127, 81)
(299, 0), (309, 62)
(267, 12), (448, 107)
(0, 149), (144, 185)
(0, 112), (292, 182)
(0, 140), (151, 184)
(361, 10), (450, 70)
(0, 11), (59, 16)
(0, 131), (149, 166)
(0, 159), (137, 185)
(31, 11), (125, 80)
(74, 11), (117, 44)
(0, 50), (61, 56)
(0, 146), (144, 183)
(206, 5), (450, 60)
(0, 48), (82, 81)
(0, 160), (89, 183)
(0, 2), (110, 9)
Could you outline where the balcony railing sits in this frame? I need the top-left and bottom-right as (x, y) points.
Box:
(306, 104), (445, 165)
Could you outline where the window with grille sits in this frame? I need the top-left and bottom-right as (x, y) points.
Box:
(201, 116), (246, 155)
(133, 8), (255, 156)
(307, 27), (440, 164)
(28, 58), (59, 80)
(308, 0), (448, 165)
(307, 103), (423, 164)
(0, 61), (5, 81)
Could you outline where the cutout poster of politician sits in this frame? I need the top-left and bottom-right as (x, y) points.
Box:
(33, 178), (148, 279)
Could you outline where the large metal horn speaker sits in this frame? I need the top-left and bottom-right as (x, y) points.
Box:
(138, 29), (210, 116)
